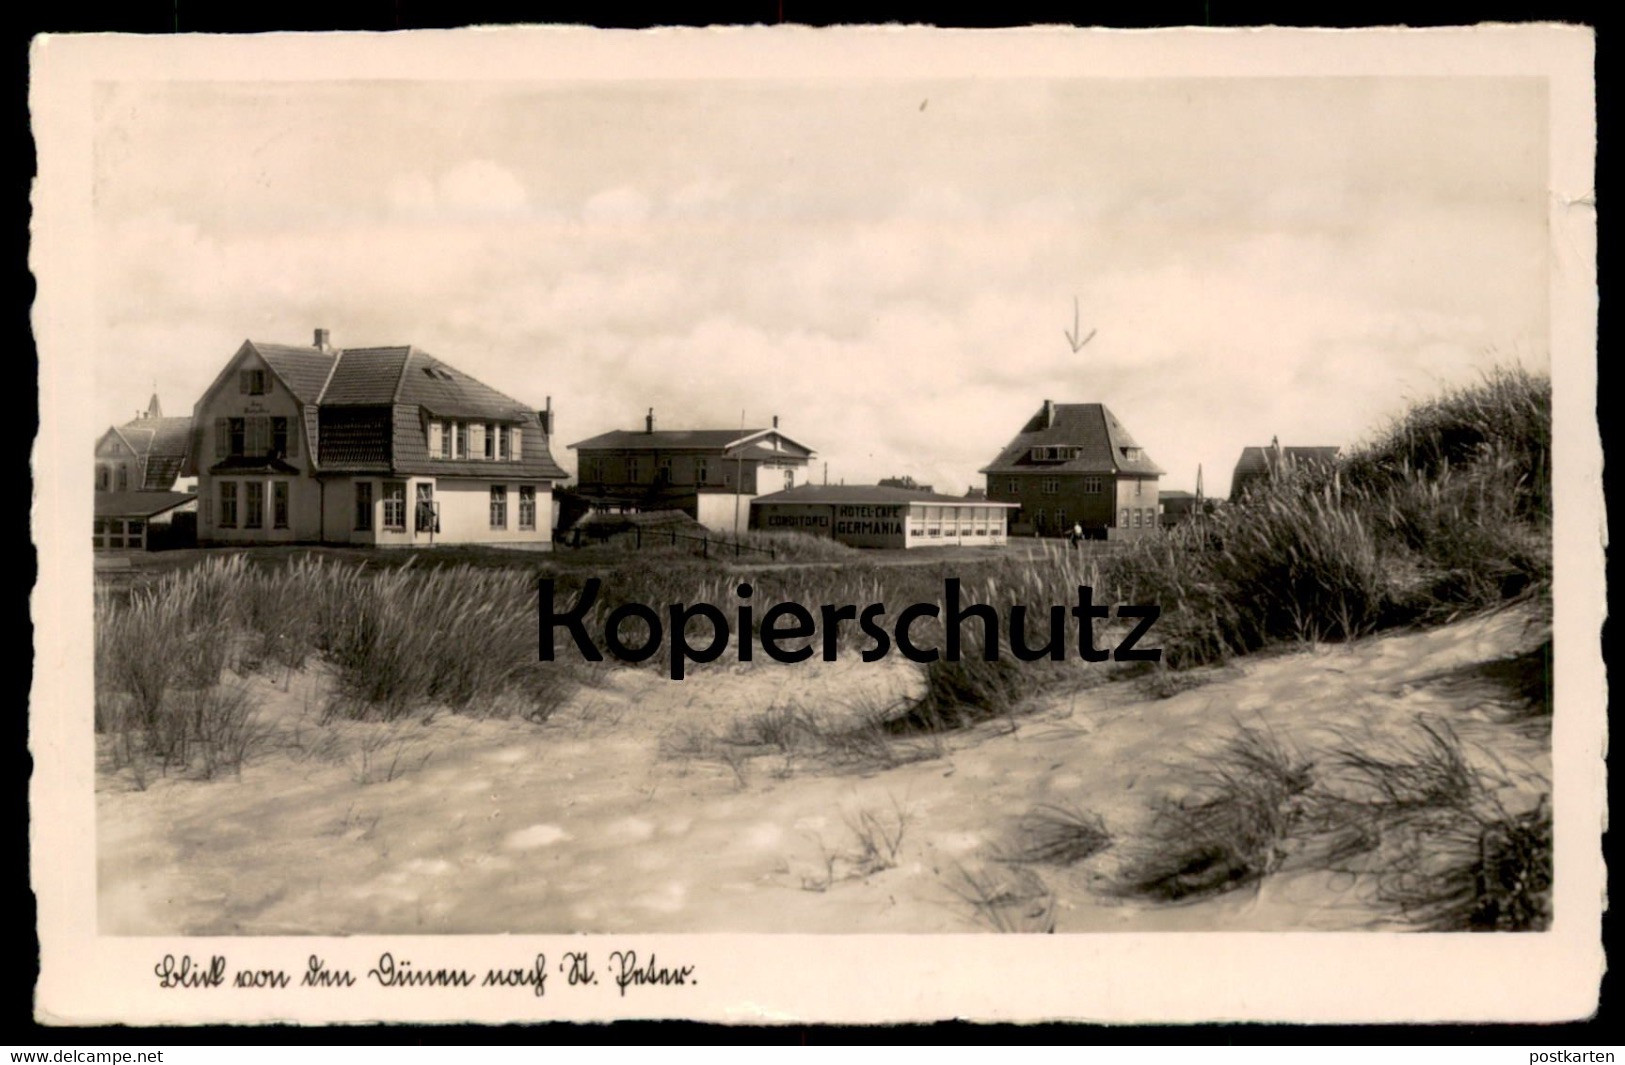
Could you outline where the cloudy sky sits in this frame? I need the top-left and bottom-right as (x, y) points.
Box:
(92, 73), (1549, 496)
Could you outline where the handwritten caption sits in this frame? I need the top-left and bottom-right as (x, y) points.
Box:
(153, 950), (695, 998)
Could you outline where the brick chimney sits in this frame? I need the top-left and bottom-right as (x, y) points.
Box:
(314, 328), (332, 352)
(646, 408), (655, 433)
(539, 396), (553, 435)
(1043, 399), (1055, 428)
(772, 414), (779, 429)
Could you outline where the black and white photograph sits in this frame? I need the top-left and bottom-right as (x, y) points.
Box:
(30, 25), (1601, 1025)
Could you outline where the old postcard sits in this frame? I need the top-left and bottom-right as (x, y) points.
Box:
(30, 24), (1601, 1025)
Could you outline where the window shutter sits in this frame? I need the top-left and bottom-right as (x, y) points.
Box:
(511, 426), (522, 461)
(428, 422), (442, 458)
(215, 418), (229, 458)
(286, 419), (299, 458)
(239, 370), (249, 394)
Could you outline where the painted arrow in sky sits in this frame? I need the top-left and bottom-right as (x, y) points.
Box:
(1065, 296), (1096, 353)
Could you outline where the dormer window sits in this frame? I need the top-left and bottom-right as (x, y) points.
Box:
(239, 369), (269, 395)
(1028, 445), (1082, 462)
(1121, 447), (1142, 461)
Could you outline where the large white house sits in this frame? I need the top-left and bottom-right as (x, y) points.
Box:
(190, 329), (568, 549)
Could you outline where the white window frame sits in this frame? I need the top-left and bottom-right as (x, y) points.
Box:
(518, 485), (536, 530)
(490, 484), (508, 529)
(382, 481), (407, 531)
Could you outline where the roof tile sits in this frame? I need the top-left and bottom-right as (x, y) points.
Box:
(249, 342), (338, 404)
(980, 403), (1165, 476)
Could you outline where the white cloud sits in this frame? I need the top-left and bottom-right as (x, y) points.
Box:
(384, 161), (529, 220)
(582, 186), (652, 226)
(440, 160), (529, 216)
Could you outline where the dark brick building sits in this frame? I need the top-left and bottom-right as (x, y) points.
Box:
(981, 400), (1164, 539)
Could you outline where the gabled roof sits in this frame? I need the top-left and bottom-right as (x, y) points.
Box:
(753, 484), (1017, 507)
(572, 428), (765, 450)
(980, 402), (1165, 476)
(96, 427), (139, 458)
(723, 444), (813, 464)
(1232, 445), (1341, 485)
(569, 427), (816, 457)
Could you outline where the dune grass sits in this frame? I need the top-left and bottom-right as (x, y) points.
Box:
(1000, 803), (1114, 867)
(95, 553), (583, 781)
(1110, 725), (1315, 902)
(1094, 714), (1552, 930)
(945, 862), (1058, 933)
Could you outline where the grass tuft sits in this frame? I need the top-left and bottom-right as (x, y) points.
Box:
(1111, 726), (1314, 902)
(1001, 803), (1113, 866)
(945, 862), (1057, 933)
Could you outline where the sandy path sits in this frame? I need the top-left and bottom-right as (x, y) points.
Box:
(98, 601), (1549, 935)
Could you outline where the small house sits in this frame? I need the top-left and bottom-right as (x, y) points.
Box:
(1229, 438), (1342, 502)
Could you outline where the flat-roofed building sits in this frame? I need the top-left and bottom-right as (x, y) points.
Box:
(751, 484), (1017, 549)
